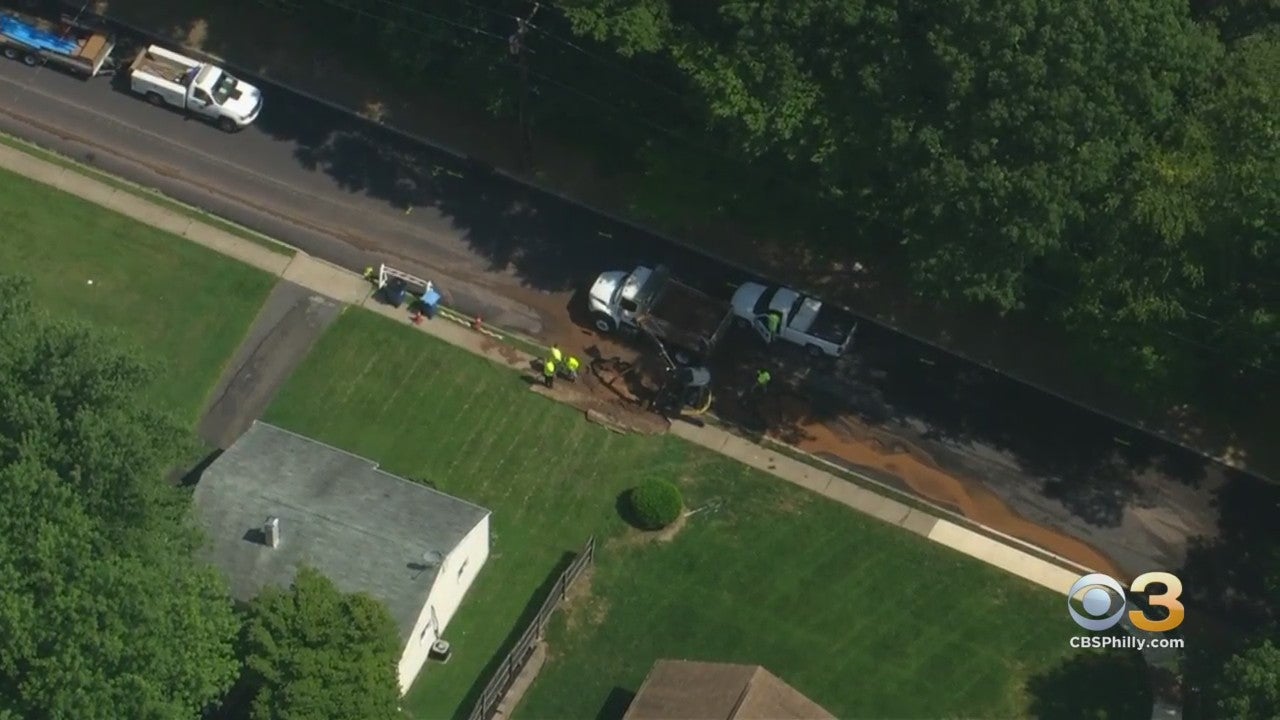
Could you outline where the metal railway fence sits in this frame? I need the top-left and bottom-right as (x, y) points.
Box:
(465, 535), (597, 720)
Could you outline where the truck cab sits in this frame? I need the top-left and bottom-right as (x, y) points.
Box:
(588, 266), (653, 334)
(730, 282), (857, 358)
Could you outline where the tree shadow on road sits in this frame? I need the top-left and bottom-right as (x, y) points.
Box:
(251, 95), (749, 297)
(836, 321), (1220, 528)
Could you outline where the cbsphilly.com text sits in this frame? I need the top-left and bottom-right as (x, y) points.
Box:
(1070, 636), (1185, 650)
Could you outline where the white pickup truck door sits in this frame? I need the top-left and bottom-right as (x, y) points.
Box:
(750, 288), (801, 343)
(187, 87), (220, 119)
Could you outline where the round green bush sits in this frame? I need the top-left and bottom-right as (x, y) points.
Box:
(627, 480), (683, 530)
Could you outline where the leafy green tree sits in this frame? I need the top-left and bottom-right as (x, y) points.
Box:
(1216, 640), (1280, 719)
(1068, 28), (1280, 401)
(257, 1), (1277, 412)
(240, 567), (403, 720)
(560, 0), (1280, 407)
(0, 275), (240, 718)
(564, 0), (1218, 302)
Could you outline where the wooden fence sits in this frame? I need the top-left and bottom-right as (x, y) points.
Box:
(465, 535), (597, 720)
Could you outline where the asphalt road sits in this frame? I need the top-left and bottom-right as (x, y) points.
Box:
(0, 33), (745, 334)
(0, 20), (1265, 576)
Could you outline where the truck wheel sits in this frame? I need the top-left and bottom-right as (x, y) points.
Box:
(217, 117), (237, 133)
(146, 92), (165, 107)
(21, 53), (40, 67)
(2, 48), (18, 61)
(806, 344), (825, 358)
(591, 313), (616, 334)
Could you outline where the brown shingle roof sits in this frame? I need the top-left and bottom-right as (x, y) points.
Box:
(623, 660), (835, 720)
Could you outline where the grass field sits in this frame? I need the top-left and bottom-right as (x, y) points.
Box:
(0, 167), (275, 421)
(0, 133), (297, 257)
(265, 311), (1089, 720)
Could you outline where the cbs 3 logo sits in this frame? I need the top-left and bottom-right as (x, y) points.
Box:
(1068, 572), (1185, 632)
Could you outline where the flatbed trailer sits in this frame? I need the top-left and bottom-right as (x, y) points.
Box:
(0, 10), (116, 77)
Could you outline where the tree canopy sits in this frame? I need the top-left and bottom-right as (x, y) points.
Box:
(240, 567), (403, 720)
(1216, 640), (1280, 719)
(261, 0), (1279, 415)
(0, 275), (240, 718)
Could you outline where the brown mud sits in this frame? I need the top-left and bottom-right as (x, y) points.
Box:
(760, 391), (1125, 578)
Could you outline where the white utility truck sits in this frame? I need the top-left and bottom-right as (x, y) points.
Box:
(730, 281), (858, 358)
(588, 264), (733, 364)
(127, 45), (263, 131)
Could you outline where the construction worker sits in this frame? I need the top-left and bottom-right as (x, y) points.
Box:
(549, 343), (564, 367)
(752, 368), (771, 395)
(542, 359), (557, 388)
(765, 311), (782, 343)
(565, 355), (581, 381)
(363, 266), (376, 283)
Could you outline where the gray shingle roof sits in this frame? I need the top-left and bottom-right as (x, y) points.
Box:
(192, 421), (490, 642)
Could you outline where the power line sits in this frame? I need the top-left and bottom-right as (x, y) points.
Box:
(309, 0), (733, 160)
(525, 22), (686, 100)
(333, 0), (508, 40)
(509, 1), (540, 169)
(348, 0), (690, 101)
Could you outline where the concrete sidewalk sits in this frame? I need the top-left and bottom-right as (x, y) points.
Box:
(0, 139), (1084, 596)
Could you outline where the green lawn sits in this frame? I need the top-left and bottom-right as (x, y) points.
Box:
(0, 167), (275, 421)
(265, 311), (1093, 720)
(0, 133), (297, 257)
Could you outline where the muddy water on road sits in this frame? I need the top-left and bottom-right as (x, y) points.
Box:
(785, 407), (1125, 577)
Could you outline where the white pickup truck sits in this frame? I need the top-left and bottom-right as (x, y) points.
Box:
(127, 45), (262, 131)
(730, 282), (858, 358)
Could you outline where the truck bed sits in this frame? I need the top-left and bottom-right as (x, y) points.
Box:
(645, 280), (731, 357)
(808, 306), (858, 345)
(131, 49), (191, 84)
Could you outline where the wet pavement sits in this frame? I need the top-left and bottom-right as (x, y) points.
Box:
(0, 10), (1273, 579)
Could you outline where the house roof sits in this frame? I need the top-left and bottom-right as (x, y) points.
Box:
(623, 660), (835, 720)
(192, 421), (490, 643)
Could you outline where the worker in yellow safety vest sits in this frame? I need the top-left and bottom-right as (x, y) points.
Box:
(765, 311), (782, 343)
(753, 369), (771, 394)
(565, 355), (581, 381)
(543, 359), (557, 389)
(549, 344), (564, 366)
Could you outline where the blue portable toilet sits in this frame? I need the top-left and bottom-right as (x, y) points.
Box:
(383, 277), (408, 308)
(421, 284), (441, 320)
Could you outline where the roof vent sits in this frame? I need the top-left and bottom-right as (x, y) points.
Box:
(264, 516), (281, 548)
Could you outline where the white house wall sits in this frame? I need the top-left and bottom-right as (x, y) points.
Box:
(397, 513), (493, 694)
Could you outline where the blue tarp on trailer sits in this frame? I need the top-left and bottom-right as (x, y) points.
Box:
(0, 14), (78, 56)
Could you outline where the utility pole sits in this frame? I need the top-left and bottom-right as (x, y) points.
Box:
(509, 2), (540, 171)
